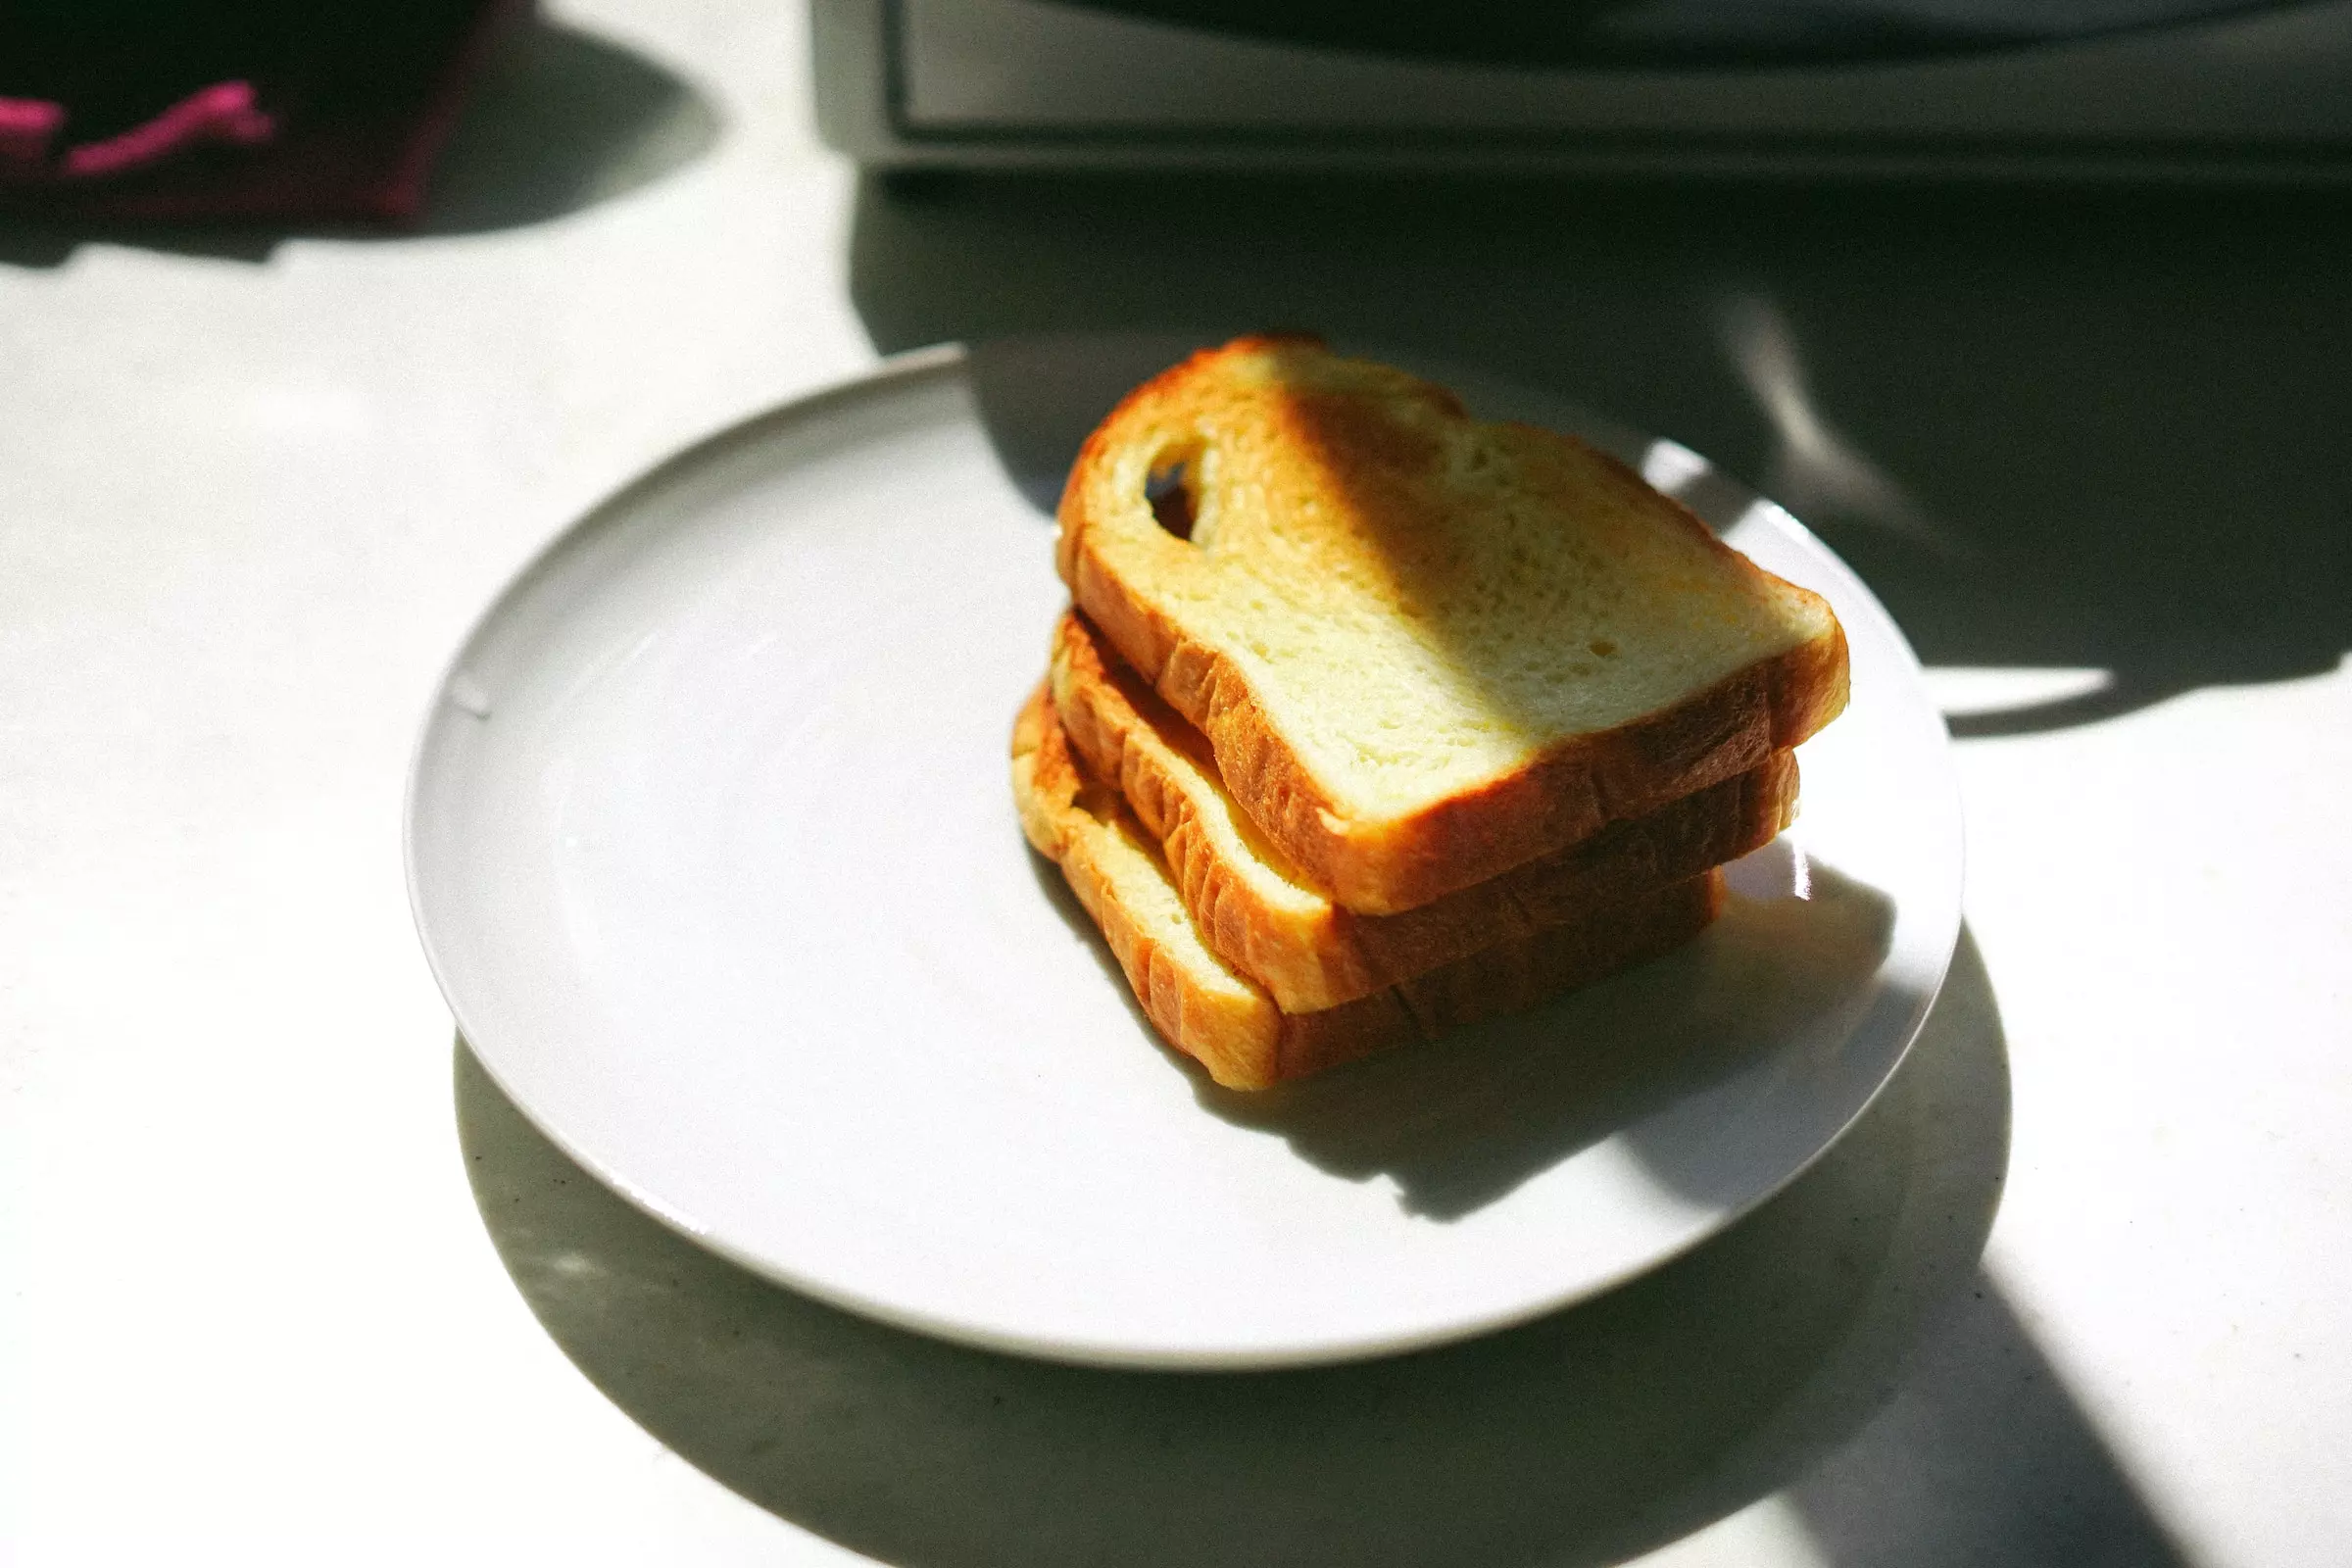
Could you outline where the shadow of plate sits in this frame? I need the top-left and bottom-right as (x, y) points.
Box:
(454, 928), (2006, 1568)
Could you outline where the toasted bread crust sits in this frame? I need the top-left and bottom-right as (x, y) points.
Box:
(1057, 337), (1848, 915)
(1014, 685), (1275, 1088)
(1014, 683), (1724, 1089)
(1050, 610), (1795, 1012)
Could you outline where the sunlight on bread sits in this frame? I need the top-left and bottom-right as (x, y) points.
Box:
(1019, 338), (1849, 1088)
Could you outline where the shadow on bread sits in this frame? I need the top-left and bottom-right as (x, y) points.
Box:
(1199, 853), (1894, 1219)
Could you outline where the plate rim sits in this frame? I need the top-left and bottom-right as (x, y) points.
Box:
(405, 338), (1965, 1370)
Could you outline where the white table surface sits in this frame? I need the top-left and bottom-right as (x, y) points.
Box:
(4, 3), (2347, 1563)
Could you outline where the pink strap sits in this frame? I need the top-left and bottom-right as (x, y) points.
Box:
(62, 81), (275, 178)
(0, 98), (65, 168)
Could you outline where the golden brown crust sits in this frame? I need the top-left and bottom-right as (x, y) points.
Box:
(1070, 541), (1839, 916)
(1014, 683), (1278, 1088)
(1056, 337), (1849, 916)
(1014, 680), (1727, 1089)
(1051, 609), (1795, 1011)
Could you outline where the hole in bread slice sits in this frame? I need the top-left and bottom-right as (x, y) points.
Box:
(1145, 440), (1209, 546)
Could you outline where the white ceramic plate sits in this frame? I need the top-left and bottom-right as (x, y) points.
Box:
(407, 336), (1963, 1370)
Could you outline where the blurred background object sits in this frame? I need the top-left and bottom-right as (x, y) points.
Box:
(0, 0), (529, 222)
(815, 0), (2352, 179)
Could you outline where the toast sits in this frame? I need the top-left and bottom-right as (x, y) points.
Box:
(1048, 609), (1795, 1012)
(1056, 336), (1847, 914)
(1013, 683), (1724, 1090)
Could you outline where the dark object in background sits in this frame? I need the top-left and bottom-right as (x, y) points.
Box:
(0, 0), (528, 223)
(816, 0), (2352, 180)
(1053, 0), (2288, 67)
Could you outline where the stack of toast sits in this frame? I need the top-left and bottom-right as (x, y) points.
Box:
(1013, 338), (1849, 1090)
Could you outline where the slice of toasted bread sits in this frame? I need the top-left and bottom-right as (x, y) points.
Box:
(1056, 336), (1847, 914)
(1013, 682), (1723, 1090)
(1048, 609), (1794, 1013)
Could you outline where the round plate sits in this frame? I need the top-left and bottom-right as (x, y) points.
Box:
(407, 337), (1963, 1370)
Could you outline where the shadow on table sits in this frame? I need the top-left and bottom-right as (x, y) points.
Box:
(452, 930), (2186, 1565)
(0, 16), (718, 270)
(856, 173), (2352, 737)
